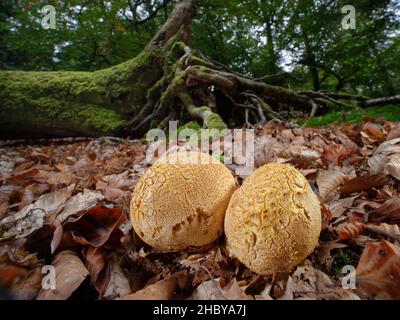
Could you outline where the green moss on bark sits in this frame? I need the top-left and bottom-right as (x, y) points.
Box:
(0, 49), (164, 137)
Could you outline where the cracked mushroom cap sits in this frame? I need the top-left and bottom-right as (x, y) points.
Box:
(130, 151), (236, 251)
(224, 163), (321, 275)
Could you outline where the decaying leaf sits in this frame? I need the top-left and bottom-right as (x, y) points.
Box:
(364, 223), (400, 243)
(369, 197), (400, 224)
(340, 174), (389, 197)
(36, 250), (89, 300)
(384, 153), (400, 180)
(57, 189), (104, 222)
(327, 196), (358, 218)
(361, 122), (387, 145)
(317, 169), (348, 201)
(118, 277), (177, 300)
(277, 145), (321, 164)
(188, 278), (251, 300)
(368, 138), (400, 175)
(321, 144), (354, 167)
(356, 240), (400, 300)
(101, 253), (131, 300)
(62, 205), (126, 248)
(0, 187), (73, 239)
(337, 221), (366, 240)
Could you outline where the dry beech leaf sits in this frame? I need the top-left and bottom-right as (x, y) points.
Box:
(0, 186), (72, 226)
(101, 253), (131, 300)
(368, 138), (400, 174)
(317, 169), (348, 201)
(369, 197), (400, 224)
(292, 261), (338, 299)
(327, 195), (358, 218)
(361, 122), (387, 145)
(277, 145), (321, 164)
(57, 189), (104, 222)
(62, 205), (126, 248)
(188, 278), (251, 300)
(356, 240), (400, 300)
(384, 153), (400, 180)
(48, 171), (73, 185)
(386, 123), (400, 141)
(37, 250), (89, 300)
(11, 266), (43, 300)
(337, 221), (365, 240)
(118, 276), (179, 300)
(365, 223), (400, 242)
(340, 174), (389, 197)
(277, 276), (294, 300)
(321, 144), (354, 167)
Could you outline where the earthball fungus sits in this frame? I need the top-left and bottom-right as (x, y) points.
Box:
(130, 150), (236, 251)
(224, 163), (321, 275)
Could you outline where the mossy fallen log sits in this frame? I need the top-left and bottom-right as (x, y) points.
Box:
(0, 50), (163, 138)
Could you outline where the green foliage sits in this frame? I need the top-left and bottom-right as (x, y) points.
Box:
(332, 250), (355, 275)
(300, 105), (400, 126)
(0, 0), (399, 97)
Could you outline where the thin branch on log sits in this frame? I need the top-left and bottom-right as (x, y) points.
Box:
(360, 95), (400, 107)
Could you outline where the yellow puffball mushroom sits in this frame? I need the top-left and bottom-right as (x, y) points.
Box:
(130, 150), (236, 251)
(224, 163), (321, 275)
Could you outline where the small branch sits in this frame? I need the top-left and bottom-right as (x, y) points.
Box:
(360, 95), (400, 107)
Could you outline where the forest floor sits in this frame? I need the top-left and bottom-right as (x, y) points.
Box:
(0, 118), (400, 300)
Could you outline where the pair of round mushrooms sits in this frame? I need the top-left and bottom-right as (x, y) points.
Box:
(130, 151), (321, 275)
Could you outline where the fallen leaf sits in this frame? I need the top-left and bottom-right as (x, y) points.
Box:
(188, 278), (251, 300)
(317, 169), (348, 201)
(361, 122), (387, 145)
(369, 197), (400, 224)
(11, 266), (43, 300)
(244, 275), (267, 296)
(365, 223), (400, 242)
(386, 123), (400, 141)
(368, 138), (400, 174)
(62, 206), (126, 248)
(321, 144), (354, 167)
(277, 145), (321, 164)
(36, 250), (89, 300)
(84, 246), (107, 292)
(340, 174), (389, 197)
(118, 275), (179, 300)
(384, 153), (400, 180)
(328, 196), (358, 218)
(277, 276), (293, 300)
(48, 171), (73, 185)
(337, 221), (365, 240)
(356, 240), (400, 300)
(101, 253), (131, 300)
(292, 261), (345, 299)
(0, 186), (72, 226)
(57, 189), (104, 222)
